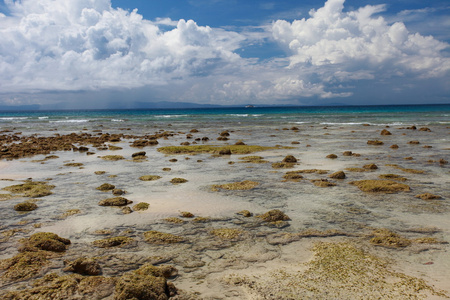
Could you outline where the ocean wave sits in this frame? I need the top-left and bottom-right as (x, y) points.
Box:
(0, 117), (28, 121)
(155, 115), (189, 118)
(49, 119), (89, 123)
(38, 116), (49, 119)
(112, 119), (124, 122)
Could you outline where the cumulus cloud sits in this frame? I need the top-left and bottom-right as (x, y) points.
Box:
(272, 0), (450, 80)
(0, 0), (244, 93)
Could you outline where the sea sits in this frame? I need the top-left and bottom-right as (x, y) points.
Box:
(1, 104), (449, 131)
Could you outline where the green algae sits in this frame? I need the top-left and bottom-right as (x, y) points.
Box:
(2, 180), (55, 198)
(210, 228), (245, 240)
(0, 251), (49, 281)
(369, 228), (411, 248)
(212, 180), (259, 191)
(157, 144), (284, 155)
(143, 231), (184, 244)
(256, 209), (290, 222)
(21, 232), (71, 252)
(132, 202), (149, 211)
(350, 180), (410, 193)
(139, 175), (162, 181)
(14, 201), (38, 212)
(92, 236), (134, 248)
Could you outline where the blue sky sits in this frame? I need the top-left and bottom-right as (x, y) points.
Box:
(0, 0), (449, 108)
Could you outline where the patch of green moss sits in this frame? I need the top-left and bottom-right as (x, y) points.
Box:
(139, 175), (162, 181)
(2, 180), (55, 198)
(212, 180), (259, 191)
(92, 236), (134, 248)
(157, 144), (285, 155)
(143, 231), (183, 244)
(350, 180), (410, 193)
(132, 202), (149, 211)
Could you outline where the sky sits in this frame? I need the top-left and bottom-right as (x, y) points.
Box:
(0, 0), (449, 109)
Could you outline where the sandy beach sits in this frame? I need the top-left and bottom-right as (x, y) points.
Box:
(0, 120), (449, 299)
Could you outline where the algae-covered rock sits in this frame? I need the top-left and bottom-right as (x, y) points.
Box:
(139, 175), (162, 181)
(311, 179), (336, 187)
(282, 155), (298, 163)
(272, 162), (295, 169)
(64, 162), (84, 167)
(378, 174), (407, 181)
(121, 206), (133, 214)
(363, 164), (378, 170)
(212, 180), (259, 191)
(92, 236), (134, 248)
(328, 171), (346, 179)
(164, 217), (185, 224)
(14, 201), (38, 212)
(256, 209), (290, 222)
(210, 228), (244, 240)
(180, 211), (194, 218)
(96, 183), (116, 191)
(350, 180), (410, 193)
(415, 193), (442, 200)
(100, 155), (125, 161)
(3, 273), (116, 299)
(2, 180), (55, 198)
(63, 257), (101, 275)
(237, 210), (253, 217)
(20, 232), (71, 252)
(170, 178), (188, 184)
(132, 202), (150, 211)
(143, 231), (183, 244)
(0, 251), (49, 281)
(98, 197), (133, 206)
(114, 264), (177, 300)
(112, 188), (125, 196)
(369, 228), (411, 248)
(283, 172), (304, 182)
(326, 154), (338, 159)
(367, 140), (384, 145)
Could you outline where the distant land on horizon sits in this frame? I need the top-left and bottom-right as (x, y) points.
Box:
(0, 101), (448, 112)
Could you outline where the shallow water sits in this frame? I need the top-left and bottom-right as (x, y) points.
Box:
(0, 107), (449, 298)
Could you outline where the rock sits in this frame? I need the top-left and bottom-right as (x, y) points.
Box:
(390, 144), (399, 149)
(14, 202), (38, 211)
(143, 231), (183, 244)
(218, 148), (232, 155)
(96, 183), (115, 191)
(363, 164), (378, 170)
(367, 140), (384, 145)
(139, 175), (162, 181)
(112, 189), (125, 196)
(131, 151), (146, 158)
(170, 178), (188, 184)
(282, 155), (298, 163)
(311, 179), (337, 187)
(350, 180), (410, 193)
(256, 209), (290, 222)
(132, 202), (149, 211)
(114, 264), (177, 300)
(92, 236), (134, 248)
(326, 154), (338, 159)
(63, 257), (101, 276)
(329, 171), (346, 179)
(20, 232), (71, 252)
(415, 193), (442, 200)
(342, 151), (353, 156)
(122, 207), (133, 214)
(380, 129), (392, 135)
(237, 210), (253, 217)
(369, 228), (411, 248)
(98, 197), (133, 206)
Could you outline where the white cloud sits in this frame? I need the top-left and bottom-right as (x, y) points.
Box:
(0, 0), (245, 93)
(272, 0), (450, 79)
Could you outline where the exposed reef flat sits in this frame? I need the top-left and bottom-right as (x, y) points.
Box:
(0, 120), (449, 299)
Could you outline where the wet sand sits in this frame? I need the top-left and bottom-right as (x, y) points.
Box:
(0, 122), (449, 299)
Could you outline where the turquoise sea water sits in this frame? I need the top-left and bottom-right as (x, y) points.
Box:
(1, 104), (449, 129)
